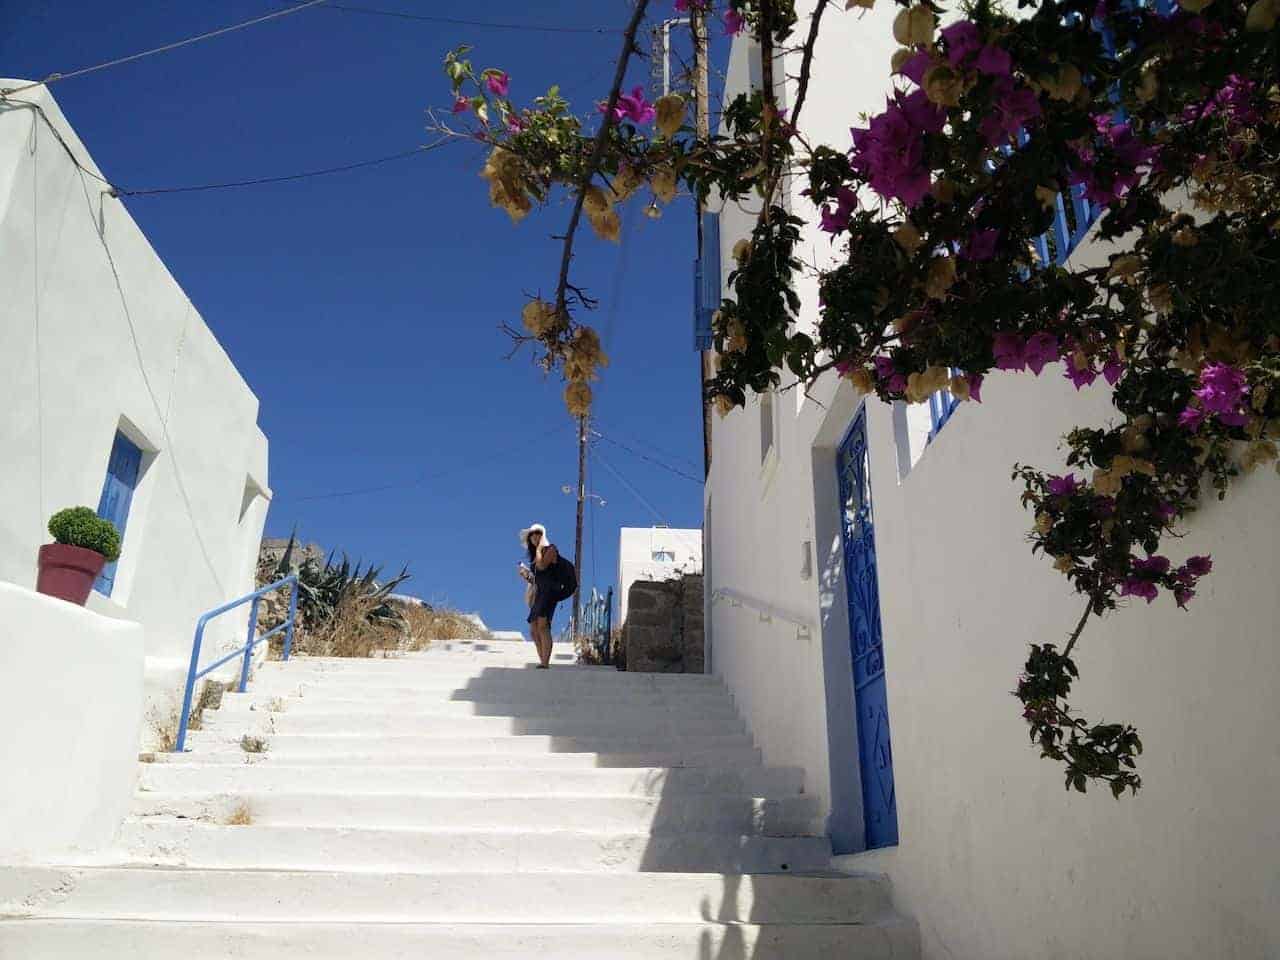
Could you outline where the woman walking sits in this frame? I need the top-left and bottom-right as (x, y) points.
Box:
(518, 523), (560, 669)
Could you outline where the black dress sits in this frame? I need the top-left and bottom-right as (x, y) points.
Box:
(527, 547), (560, 625)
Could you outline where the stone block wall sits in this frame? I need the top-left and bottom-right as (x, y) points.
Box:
(624, 574), (704, 673)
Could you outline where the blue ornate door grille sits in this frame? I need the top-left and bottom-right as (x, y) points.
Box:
(837, 406), (899, 849)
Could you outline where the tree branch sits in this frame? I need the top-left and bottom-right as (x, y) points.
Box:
(1063, 599), (1093, 658)
(789, 0), (832, 130)
(553, 0), (652, 323)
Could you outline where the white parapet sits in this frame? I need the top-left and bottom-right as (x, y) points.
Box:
(0, 582), (144, 860)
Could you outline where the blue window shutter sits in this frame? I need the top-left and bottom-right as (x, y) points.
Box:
(94, 432), (143, 597)
(694, 212), (720, 351)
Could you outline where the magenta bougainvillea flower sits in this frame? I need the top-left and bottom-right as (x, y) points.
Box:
(872, 355), (907, 393)
(1119, 578), (1159, 603)
(819, 187), (859, 235)
(850, 90), (944, 207)
(452, 96), (469, 114)
(722, 8), (745, 35)
(485, 71), (509, 97)
(979, 77), (1040, 146)
(963, 228), (1000, 261)
(966, 373), (984, 403)
(1023, 332), (1061, 376)
(1180, 363), (1250, 430)
(601, 86), (656, 125)
(1184, 555), (1213, 577)
(1047, 473), (1082, 497)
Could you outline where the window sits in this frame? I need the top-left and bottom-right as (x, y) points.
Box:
(761, 390), (775, 464)
(94, 431), (143, 597)
(652, 550), (676, 563)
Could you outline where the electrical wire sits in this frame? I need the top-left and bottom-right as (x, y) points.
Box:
(116, 140), (456, 197)
(591, 429), (703, 484)
(593, 449), (670, 527)
(287, 421), (570, 502)
(65, 152), (228, 595)
(324, 4), (618, 34)
(3, 96), (461, 199)
(0, 0), (330, 99)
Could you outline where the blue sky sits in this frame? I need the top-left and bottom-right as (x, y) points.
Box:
(4, 0), (720, 632)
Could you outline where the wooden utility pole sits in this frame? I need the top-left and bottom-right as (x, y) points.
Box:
(572, 414), (587, 638)
(693, 6), (713, 477)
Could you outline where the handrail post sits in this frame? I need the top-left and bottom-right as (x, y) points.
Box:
(238, 597), (261, 693)
(174, 619), (207, 753)
(283, 576), (299, 661)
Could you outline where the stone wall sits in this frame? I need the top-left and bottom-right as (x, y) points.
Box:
(624, 574), (704, 673)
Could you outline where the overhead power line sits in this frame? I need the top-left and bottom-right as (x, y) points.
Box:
(324, 4), (619, 34)
(591, 429), (703, 484)
(593, 450), (670, 527)
(4, 99), (458, 197)
(117, 140), (455, 197)
(0, 0), (329, 99)
(287, 422), (569, 502)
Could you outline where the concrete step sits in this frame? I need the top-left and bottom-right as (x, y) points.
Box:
(197, 709), (745, 738)
(129, 792), (824, 836)
(0, 918), (919, 960)
(138, 762), (804, 798)
(1, 866), (889, 924)
(218, 692), (741, 719)
(256, 662), (722, 688)
(152, 744), (765, 768)
(181, 729), (758, 756)
(110, 820), (834, 873)
(240, 679), (736, 707)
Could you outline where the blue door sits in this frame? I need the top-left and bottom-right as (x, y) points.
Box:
(836, 406), (899, 849)
(94, 432), (143, 597)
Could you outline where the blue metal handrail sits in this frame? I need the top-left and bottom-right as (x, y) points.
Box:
(173, 574), (299, 752)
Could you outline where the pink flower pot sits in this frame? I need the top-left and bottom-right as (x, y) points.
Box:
(36, 544), (106, 606)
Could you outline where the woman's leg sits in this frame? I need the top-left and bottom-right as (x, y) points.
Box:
(533, 617), (551, 667)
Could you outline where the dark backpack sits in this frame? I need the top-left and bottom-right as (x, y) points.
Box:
(549, 554), (577, 602)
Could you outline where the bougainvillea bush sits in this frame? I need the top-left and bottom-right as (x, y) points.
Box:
(439, 0), (1280, 795)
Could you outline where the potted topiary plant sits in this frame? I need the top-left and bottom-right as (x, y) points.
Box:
(37, 507), (122, 606)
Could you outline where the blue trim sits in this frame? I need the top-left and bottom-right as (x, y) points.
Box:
(693, 212), (720, 351)
(173, 574), (299, 752)
(94, 432), (143, 597)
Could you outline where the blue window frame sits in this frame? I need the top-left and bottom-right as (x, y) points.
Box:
(693, 212), (720, 351)
(94, 431), (143, 597)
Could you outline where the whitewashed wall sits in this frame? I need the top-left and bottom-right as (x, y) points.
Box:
(705, 9), (1280, 958)
(0, 583), (143, 860)
(618, 527), (703, 623)
(0, 84), (271, 748)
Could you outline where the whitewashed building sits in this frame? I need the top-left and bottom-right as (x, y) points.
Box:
(701, 10), (1280, 959)
(0, 80), (271, 860)
(617, 525), (702, 624)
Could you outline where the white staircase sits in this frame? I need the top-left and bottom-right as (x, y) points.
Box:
(0, 635), (919, 958)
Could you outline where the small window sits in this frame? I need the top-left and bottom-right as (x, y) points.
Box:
(94, 431), (144, 597)
(652, 550), (676, 563)
(928, 368), (962, 441)
(760, 390), (775, 464)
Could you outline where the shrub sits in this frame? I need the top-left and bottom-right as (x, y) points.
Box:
(48, 506), (121, 562)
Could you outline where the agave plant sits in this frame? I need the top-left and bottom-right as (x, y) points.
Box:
(264, 530), (411, 634)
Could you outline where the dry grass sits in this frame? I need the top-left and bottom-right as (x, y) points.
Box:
(147, 705), (181, 753)
(240, 734), (268, 754)
(186, 680), (231, 733)
(285, 597), (488, 659)
(224, 802), (253, 826)
(399, 603), (486, 652)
